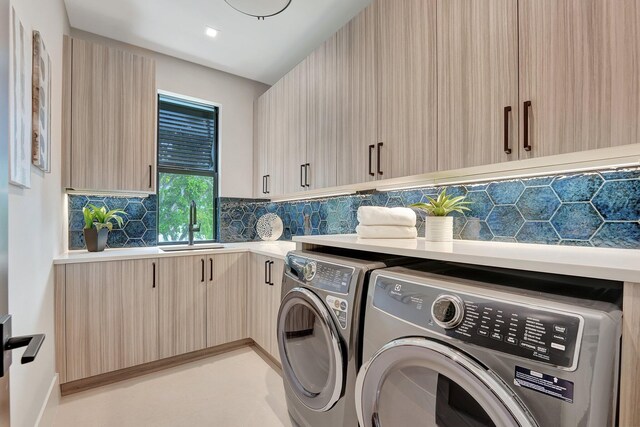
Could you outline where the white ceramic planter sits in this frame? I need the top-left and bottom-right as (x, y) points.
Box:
(425, 216), (453, 242)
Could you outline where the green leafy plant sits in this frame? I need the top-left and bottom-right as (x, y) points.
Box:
(82, 204), (126, 231)
(410, 189), (471, 216)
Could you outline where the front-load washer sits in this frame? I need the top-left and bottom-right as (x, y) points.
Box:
(278, 250), (401, 427)
(355, 263), (622, 427)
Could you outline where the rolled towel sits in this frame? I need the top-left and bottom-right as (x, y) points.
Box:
(356, 225), (418, 239)
(357, 206), (417, 227)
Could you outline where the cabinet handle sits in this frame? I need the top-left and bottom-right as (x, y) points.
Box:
(264, 260), (269, 284)
(262, 175), (266, 194)
(148, 165), (153, 189)
(201, 259), (205, 283)
(266, 175), (270, 194)
(300, 164), (305, 188)
(377, 143), (383, 175)
(209, 258), (213, 282)
(523, 101), (532, 152)
(152, 262), (156, 288)
(268, 261), (274, 286)
(368, 145), (375, 176)
(504, 106), (512, 155)
(304, 164), (310, 187)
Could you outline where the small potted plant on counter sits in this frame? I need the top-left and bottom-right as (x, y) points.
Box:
(410, 189), (471, 242)
(82, 204), (127, 252)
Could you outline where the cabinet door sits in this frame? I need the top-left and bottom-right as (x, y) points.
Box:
(266, 81), (285, 196)
(65, 259), (158, 381)
(70, 38), (156, 192)
(282, 60), (309, 194)
(254, 96), (268, 198)
(207, 253), (248, 347)
(158, 256), (207, 358)
(267, 258), (285, 362)
(376, 0), (437, 178)
(307, 35), (338, 190)
(247, 254), (272, 352)
(437, 0), (519, 170)
(336, 4), (378, 186)
(519, 0), (640, 158)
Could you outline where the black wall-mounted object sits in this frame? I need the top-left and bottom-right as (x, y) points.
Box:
(1, 315), (45, 378)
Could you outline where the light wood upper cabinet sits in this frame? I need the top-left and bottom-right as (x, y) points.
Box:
(207, 253), (248, 347)
(254, 95), (268, 197)
(158, 256), (207, 359)
(336, 4), (378, 186)
(282, 60), (309, 194)
(375, 0), (438, 179)
(437, 0), (519, 170)
(64, 259), (158, 382)
(66, 37), (156, 193)
(518, 0), (640, 158)
(307, 34), (338, 190)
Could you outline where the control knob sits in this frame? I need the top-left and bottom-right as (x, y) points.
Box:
(431, 295), (465, 329)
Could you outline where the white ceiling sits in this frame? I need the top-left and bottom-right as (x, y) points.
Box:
(63, 0), (372, 85)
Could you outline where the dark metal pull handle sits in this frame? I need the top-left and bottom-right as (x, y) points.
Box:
(377, 143), (383, 175)
(264, 260), (269, 284)
(201, 259), (205, 282)
(209, 258), (213, 281)
(266, 175), (270, 194)
(6, 334), (45, 365)
(152, 262), (156, 288)
(504, 106), (512, 154)
(148, 165), (153, 188)
(300, 164), (305, 188)
(304, 164), (310, 187)
(268, 261), (274, 286)
(368, 145), (375, 176)
(262, 175), (266, 194)
(523, 101), (532, 152)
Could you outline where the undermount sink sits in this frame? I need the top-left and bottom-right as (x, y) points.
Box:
(160, 243), (225, 252)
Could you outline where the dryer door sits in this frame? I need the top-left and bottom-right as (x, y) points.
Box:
(277, 287), (345, 412)
(356, 338), (538, 427)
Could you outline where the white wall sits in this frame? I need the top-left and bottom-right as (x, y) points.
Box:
(7, 0), (69, 426)
(71, 29), (270, 199)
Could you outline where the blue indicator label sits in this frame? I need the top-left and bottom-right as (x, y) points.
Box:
(514, 366), (574, 403)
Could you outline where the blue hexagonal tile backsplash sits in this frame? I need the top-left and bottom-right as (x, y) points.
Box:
(69, 167), (640, 250)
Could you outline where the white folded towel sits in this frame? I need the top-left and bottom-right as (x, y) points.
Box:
(356, 225), (418, 239)
(357, 206), (417, 227)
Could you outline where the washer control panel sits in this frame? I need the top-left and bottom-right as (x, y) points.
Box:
(373, 275), (583, 369)
(326, 295), (349, 329)
(286, 254), (355, 295)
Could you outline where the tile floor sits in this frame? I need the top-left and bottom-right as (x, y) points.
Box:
(54, 347), (292, 427)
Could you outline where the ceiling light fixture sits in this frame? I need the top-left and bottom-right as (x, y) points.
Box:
(224, 0), (292, 20)
(205, 27), (219, 38)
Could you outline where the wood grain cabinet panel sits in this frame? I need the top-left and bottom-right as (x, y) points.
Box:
(69, 37), (156, 193)
(267, 258), (284, 363)
(375, 0), (438, 178)
(282, 60), (309, 194)
(519, 0), (640, 158)
(64, 259), (158, 382)
(158, 256), (207, 359)
(207, 253), (248, 347)
(336, 4), (378, 186)
(437, 0), (519, 170)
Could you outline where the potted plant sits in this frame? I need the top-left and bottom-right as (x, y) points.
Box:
(410, 189), (471, 242)
(82, 204), (127, 252)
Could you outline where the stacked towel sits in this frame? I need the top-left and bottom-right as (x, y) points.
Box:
(356, 207), (417, 239)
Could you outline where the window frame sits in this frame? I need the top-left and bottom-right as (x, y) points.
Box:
(155, 91), (220, 245)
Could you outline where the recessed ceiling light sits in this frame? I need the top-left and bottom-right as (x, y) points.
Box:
(205, 27), (219, 38)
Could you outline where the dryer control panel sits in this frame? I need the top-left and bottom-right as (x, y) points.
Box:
(285, 253), (355, 295)
(373, 275), (583, 370)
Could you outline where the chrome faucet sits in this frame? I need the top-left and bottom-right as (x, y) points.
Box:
(188, 200), (200, 246)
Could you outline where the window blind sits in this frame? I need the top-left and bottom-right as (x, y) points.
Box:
(158, 95), (217, 172)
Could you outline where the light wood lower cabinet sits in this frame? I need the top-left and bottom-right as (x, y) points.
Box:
(158, 255), (208, 358)
(207, 253), (248, 347)
(247, 254), (284, 362)
(63, 259), (158, 382)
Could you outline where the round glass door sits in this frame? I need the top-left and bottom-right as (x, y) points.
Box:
(356, 338), (538, 427)
(277, 287), (344, 411)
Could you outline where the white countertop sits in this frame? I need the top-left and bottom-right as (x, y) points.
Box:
(54, 241), (296, 265)
(293, 234), (640, 283)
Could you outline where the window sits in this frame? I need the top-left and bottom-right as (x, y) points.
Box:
(157, 94), (218, 243)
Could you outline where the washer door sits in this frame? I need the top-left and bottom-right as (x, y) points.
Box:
(355, 338), (538, 427)
(277, 287), (345, 412)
